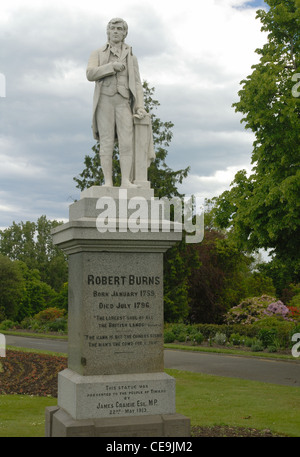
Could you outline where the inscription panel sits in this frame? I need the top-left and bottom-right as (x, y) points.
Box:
(87, 380), (171, 418)
(58, 370), (175, 420)
(68, 252), (164, 375)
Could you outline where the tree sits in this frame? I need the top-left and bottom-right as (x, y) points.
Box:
(0, 221), (36, 269)
(73, 81), (189, 198)
(16, 262), (57, 322)
(163, 239), (199, 322)
(0, 254), (24, 321)
(0, 216), (68, 291)
(213, 0), (300, 292)
(185, 229), (253, 323)
(49, 282), (68, 312)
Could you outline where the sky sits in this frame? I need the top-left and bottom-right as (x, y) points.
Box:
(0, 0), (269, 229)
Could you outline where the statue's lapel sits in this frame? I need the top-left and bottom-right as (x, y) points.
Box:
(99, 44), (111, 65)
(120, 43), (130, 62)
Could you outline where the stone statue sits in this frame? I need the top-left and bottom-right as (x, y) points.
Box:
(86, 18), (154, 188)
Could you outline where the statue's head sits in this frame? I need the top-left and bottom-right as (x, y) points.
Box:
(107, 18), (128, 43)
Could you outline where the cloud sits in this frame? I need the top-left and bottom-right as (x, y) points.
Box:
(0, 0), (267, 228)
(180, 163), (253, 201)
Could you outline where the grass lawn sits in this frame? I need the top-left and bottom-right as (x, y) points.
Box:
(1, 370), (300, 437)
(168, 369), (300, 437)
(0, 395), (56, 437)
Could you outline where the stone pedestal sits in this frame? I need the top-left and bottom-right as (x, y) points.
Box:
(45, 186), (190, 437)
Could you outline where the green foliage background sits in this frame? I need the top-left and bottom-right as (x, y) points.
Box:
(212, 0), (300, 295)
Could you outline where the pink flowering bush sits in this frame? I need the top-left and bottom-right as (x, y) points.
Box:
(225, 295), (294, 325)
(264, 301), (290, 319)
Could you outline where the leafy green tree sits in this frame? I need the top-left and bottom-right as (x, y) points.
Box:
(213, 0), (300, 292)
(73, 81), (189, 198)
(50, 282), (68, 312)
(163, 239), (200, 322)
(288, 283), (300, 308)
(186, 229), (254, 323)
(16, 262), (57, 321)
(243, 271), (276, 298)
(0, 221), (36, 269)
(0, 216), (68, 291)
(0, 254), (25, 321)
(35, 216), (65, 284)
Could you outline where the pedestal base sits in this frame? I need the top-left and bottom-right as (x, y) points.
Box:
(58, 369), (176, 420)
(45, 406), (190, 437)
(48, 186), (190, 437)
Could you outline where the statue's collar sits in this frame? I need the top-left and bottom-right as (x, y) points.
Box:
(102, 42), (131, 54)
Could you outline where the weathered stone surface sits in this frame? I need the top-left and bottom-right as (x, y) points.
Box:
(86, 18), (154, 188)
(67, 250), (164, 376)
(47, 183), (190, 436)
(46, 406), (190, 437)
(58, 369), (175, 420)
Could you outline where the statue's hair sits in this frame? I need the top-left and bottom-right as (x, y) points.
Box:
(107, 18), (128, 40)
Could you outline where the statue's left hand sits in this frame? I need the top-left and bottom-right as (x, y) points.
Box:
(134, 108), (147, 119)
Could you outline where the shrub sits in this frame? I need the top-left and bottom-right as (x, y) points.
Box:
(251, 339), (264, 352)
(225, 295), (277, 325)
(292, 324), (300, 335)
(193, 332), (204, 345)
(264, 301), (290, 320)
(45, 318), (67, 332)
(196, 323), (257, 339)
(170, 324), (186, 336)
(225, 295), (297, 325)
(229, 333), (242, 345)
(213, 332), (227, 345)
(164, 331), (175, 343)
(20, 317), (41, 331)
(244, 336), (254, 347)
(19, 315), (68, 334)
(258, 328), (278, 348)
(287, 306), (300, 320)
(253, 317), (295, 348)
(20, 317), (32, 329)
(164, 321), (298, 349)
(0, 319), (17, 330)
(34, 307), (65, 322)
(176, 332), (186, 342)
(29, 321), (43, 332)
(186, 325), (199, 337)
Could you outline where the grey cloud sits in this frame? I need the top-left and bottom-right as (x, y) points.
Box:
(0, 4), (256, 227)
(151, 80), (252, 178)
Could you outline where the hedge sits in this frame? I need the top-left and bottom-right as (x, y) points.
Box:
(165, 320), (300, 348)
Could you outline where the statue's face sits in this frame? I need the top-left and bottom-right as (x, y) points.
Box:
(108, 22), (126, 44)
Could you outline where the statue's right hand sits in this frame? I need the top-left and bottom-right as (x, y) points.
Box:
(113, 62), (125, 72)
